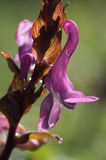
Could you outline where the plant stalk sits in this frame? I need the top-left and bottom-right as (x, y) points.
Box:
(0, 126), (17, 160)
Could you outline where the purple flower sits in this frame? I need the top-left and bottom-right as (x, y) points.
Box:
(15, 19), (34, 79)
(37, 20), (99, 131)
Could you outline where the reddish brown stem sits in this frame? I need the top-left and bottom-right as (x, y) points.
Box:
(0, 126), (17, 160)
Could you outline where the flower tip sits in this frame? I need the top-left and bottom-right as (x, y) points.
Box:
(16, 19), (32, 46)
(87, 96), (99, 102)
(0, 51), (4, 54)
(63, 19), (79, 35)
(0, 51), (10, 59)
(17, 19), (32, 31)
(64, 96), (99, 104)
(53, 135), (63, 144)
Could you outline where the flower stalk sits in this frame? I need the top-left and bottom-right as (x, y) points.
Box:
(0, 126), (17, 160)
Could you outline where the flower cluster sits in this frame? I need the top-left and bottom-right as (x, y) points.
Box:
(0, 0), (99, 158)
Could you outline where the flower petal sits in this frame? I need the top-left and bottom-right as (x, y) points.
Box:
(48, 96), (61, 129)
(16, 19), (33, 47)
(45, 20), (79, 104)
(0, 115), (26, 134)
(63, 91), (99, 108)
(14, 53), (20, 63)
(44, 19), (99, 122)
(37, 94), (61, 130)
(0, 115), (9, 132)
(19, 53), (33, 79)
(15, 19), (34, 77)
(64, 96), (99, 103)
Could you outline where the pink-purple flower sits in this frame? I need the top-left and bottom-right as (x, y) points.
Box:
(37, 20), (99, 131)
(15, 19), (34, 79)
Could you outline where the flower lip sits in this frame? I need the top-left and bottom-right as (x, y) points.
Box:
(64, 96), (99, 103)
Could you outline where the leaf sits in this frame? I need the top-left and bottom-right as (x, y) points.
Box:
(29, 131), (63, 144)
(0, 51), (19, 74)
(0, 51), (27, 92)
(16, 131), (63, 145)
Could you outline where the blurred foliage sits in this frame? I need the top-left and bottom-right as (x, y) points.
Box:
(0, 0), (106, 160)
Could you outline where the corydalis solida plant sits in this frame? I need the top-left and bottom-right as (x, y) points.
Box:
(0, 0), (98, 160)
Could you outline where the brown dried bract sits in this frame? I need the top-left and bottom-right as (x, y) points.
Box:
(32, 0), (66, 64)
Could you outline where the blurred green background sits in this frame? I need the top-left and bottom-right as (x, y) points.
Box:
(0, 0), (106, 159)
